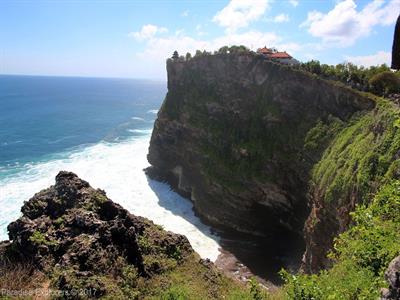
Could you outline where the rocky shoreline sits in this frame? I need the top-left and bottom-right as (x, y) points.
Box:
(0, 171), (252, 299)
(214, 228), (304, 288)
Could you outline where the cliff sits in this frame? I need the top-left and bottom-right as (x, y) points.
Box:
(147, 51), (400, 273)
(0, 172), (251, 299)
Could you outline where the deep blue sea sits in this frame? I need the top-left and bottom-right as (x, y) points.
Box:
(0, 75), (220, 260)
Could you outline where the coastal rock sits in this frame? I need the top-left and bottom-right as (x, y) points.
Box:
(2, 171), (193, 298)
(147, 52), (375, 271)
(381, 255), (400, 300)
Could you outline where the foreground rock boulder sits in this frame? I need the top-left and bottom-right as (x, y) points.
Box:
(0, 171), (249, 299)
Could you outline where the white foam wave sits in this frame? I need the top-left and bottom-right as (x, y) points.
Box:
(131, 117), (145, 121)
(1, 140), (22, 146)
(147, 109), (158, 114)
(127, 129), (152, 134)
(0, 135), (221, 261)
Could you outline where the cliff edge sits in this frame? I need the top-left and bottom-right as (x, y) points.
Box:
(147, 51), (387, 273)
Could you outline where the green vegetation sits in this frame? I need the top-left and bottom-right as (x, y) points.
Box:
(297, 60), (400, 97)
(29, 230), (58, 247)
(83, 190), (108, 211)
(281, 179), (400, 299)
(369, 71), (400, 95)
(303, 116), (344, 154)
(312, 100), (400, 205)
(167, 45), (251, 64)
(49, 253), (260, 300)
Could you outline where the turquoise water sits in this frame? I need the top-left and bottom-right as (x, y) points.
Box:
(0, 75), (164, 169)
(0, 75), (221, 260)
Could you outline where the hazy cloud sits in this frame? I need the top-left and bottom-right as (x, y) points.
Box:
(213, 0), (271, 33)
(129, 24), (168, 41)
(345, 50), (391, 67)
(273, 14), (290, 23)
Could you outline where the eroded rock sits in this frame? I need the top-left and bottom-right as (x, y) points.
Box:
(3, 171), (193, 298)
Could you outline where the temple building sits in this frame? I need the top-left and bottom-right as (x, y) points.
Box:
(257, 46), (299, 65)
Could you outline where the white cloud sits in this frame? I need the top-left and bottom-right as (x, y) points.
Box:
(301, 0), (400, 46)
(345, 51), (391, 67)
(278, 42), (302, 54)
(289, 0), (299, 7)
(181, 10), (189, 17)
(213, 31), (280, 50)
(213, 0), (271, 33)
(129, 24), (168, 41)
(273, 14), (290, 23)
(137, 31), (280, 61)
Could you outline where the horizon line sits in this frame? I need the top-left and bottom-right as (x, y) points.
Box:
(0, 73), (167, 82)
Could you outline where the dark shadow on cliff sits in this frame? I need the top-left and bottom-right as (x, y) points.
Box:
(215, 228), (305, 285)
(146, 174), (305, 285)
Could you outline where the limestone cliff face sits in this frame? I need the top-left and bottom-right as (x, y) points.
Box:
(147, 52), (375, 271)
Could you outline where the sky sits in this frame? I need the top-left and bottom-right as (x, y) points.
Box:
(0, 0), (399, 79)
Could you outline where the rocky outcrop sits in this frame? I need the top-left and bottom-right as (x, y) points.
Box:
(381, 256), (400, 300)
(147, 52), (376, 272)
(1, 171), (226, 298)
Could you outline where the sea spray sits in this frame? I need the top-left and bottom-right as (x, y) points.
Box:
(0, 134), (221, 261)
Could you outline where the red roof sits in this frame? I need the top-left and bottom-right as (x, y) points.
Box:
(257, 47), (273, 54)
(268, 51), (292, 59)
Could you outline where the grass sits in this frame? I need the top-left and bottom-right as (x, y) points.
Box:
(141, 254), (264, 300)
(0, 257), (48, 299)
(312, 99), (400, 205)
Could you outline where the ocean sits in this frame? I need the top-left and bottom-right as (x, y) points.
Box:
(0, 75), (220, 261)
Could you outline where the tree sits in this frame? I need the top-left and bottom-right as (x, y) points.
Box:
(302, 60), (322, 74)
(185, 52), (192, 60)
(172, 51), (179, 60)
(229, 45), (249, 53)
(369, 71), (400, 95)
(218, 46), (229, 54)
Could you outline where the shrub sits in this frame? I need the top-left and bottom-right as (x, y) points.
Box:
(281, 180), (400, 299)
(369, 71), (400, 95)
(29, 230), (58, 246)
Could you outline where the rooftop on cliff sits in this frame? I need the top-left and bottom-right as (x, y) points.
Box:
(256, 46), (294, 61)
